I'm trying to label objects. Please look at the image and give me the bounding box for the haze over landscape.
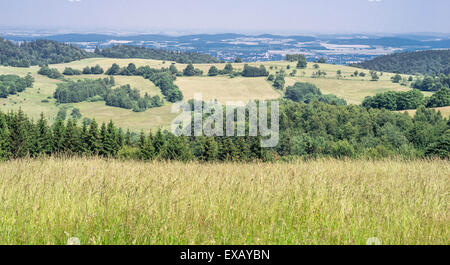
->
[0,0,448,248]
[1,0,449,34]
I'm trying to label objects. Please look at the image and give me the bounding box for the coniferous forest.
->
[0,99,448,161]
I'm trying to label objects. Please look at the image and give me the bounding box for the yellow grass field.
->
[285,77,410,105]
[51,58,168,72]
[69,103,177,132]
[0,157,448,245]
[175,76,279,103]
[401,106,450,118]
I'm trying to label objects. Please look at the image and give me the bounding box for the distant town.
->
[2,30,450,64]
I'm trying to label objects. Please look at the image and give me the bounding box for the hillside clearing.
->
[175,76,279,102]
[285,77,410,104]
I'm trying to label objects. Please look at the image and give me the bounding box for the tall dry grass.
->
[0,157,448,245]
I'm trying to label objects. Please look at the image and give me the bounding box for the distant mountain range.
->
[1,32,450,64]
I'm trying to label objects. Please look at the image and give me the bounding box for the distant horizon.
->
[1,27,450,38]
[1,0,449,35]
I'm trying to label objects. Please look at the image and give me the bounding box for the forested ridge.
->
[97,45,219,64]
[352,50,450,75]
[0,100,448,161]
[0,38,93,67]
[0,38,219,67]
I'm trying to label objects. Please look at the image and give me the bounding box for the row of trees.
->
[137,132,266,162]
[285,82,347,106]
[0,110,266,161]
[412,74,450,92]
[362,87,450,110]
[207,64,235,76]
[362,90,424,111]
[277,100,449,159]
[1,100,448,160]
[63,65,105,75]
[0,74,34,98]
[103,63,183,102]
[242,64,269,77]
[183,64,203,76]
[63,67,82,75]
[0,111,124,158]
[53,78,115,103]
[286,54,325,71]
[53,77,164,112]
[286,54,306,62]
[38,66,64,79]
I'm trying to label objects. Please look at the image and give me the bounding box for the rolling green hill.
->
[98,45,220,64]
[0,57,444,132]
[0,38,220,68]
[0,38,94,67]
[352,50,450,75]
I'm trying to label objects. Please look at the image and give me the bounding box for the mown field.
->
[174,76,279,102]
[0,157,448,245]
[0,58,442,132]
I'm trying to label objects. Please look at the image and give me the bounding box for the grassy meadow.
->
[175,76,279,102]
[0,157,448,245]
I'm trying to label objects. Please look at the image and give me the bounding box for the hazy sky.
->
[0,0,449,34]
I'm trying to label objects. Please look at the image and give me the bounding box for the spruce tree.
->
[0,114,11,159]
[219,137,238,161]
[37,113,53,155]
[87,119,101,155]
[27,120,41,157]
[63,119,80,154]
[153,129,166,157]
[164,134,192,161]
[139,131,156,160]
[52,119,66,154]
[104,121,119,156]
[117,128,124,149]
[125,129,132,146]
[79,119,89,155]
[235,137,250,161]
[9,109,30,158]
[206,137,219,161]
[99,123,108,156]
[196,136,219,161]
